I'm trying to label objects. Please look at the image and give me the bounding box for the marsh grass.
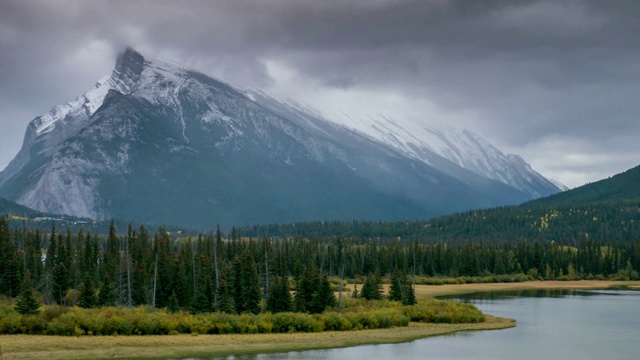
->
[0,316,514,360]
[410,280,640,298]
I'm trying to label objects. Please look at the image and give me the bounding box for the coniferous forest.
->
[0,217,488,336]
[0,209,638,335]
[1,214,639,308]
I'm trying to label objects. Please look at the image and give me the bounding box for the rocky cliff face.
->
[0,48,557,229]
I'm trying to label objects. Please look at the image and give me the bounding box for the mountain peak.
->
[112,47,145,91]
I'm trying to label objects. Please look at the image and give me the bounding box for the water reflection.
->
[186,290,640,360]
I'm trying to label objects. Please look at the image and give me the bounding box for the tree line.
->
[236,202,640,244]
[1,216,638,316]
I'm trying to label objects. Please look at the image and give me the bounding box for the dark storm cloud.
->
[1,0,639,187]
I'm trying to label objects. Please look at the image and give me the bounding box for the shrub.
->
[317,312,353,331]
[403,299,485,324]
[0,313,22,334]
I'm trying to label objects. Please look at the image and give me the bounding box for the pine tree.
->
[98,273,115,307]
[15,272,40,315]
[388,269,404,302]
[77,273,98,308]
[216,266,235,313]
[351,284,358,298]
[314,273,336,312]
[192,275,214,313]
[231,256,243,313]
[266,275,292,313]
[0,217,20,298]
[360,273,382,300]
[167,291,181,313]
[294,263,319,312]
[240,250,262,314]
[403,278,417,305]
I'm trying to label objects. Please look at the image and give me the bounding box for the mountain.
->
[524,164,640,207]
[0,48,560,229]
[323,113,562,198]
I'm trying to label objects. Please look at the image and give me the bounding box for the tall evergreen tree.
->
[0,217,20,298]
[314,273,336,312]
[388,269,404,302]
[239,250,262,314]
[231,256,243,313]
[360,273,382,300]
[294,263,319,312]
[77,273,98,309]
[266,275,292,313]
[98,273,115,307]
[192,274,214,313]
[167,290,181,313]
[216,265,235,313]
[15,271,40,315]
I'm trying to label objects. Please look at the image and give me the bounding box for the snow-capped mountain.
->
[0,48,561,229]
[305,113,560,199]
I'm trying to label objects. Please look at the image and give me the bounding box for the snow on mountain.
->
[315,113,562,198]
[0,48,560,228]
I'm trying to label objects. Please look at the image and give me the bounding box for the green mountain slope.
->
[524,164,640,207]
[238,165,640,243]
[0,197,38,216]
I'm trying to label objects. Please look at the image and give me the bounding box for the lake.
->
[202,289,639,360]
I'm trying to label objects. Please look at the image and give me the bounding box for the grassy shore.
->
[0,316,513,360]
[410,280,640,298]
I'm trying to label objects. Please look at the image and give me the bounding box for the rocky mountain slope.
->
[0,48,561,229]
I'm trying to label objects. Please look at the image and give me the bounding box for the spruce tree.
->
[0,217,20,298]
[294,264,319,312]
[315,273,336,312]
[266,275,292,313]
[77,273,98,308]
[216,266,235,313]
[192,275,214,313]
[388,269,404,302]
[360,273,382,300]
[15,272,40,316]
[240,250,262,314]
[98,273,115,307]
[403,277,417,305]
[167,291,181,313]
[231,256,243,313]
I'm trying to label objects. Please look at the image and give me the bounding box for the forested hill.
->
[523,164,640,207]
[0,197,38,216]
[238,165,640,244]
[237,202,640,244]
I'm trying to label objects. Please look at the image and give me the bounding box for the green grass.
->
[0,316,514,360]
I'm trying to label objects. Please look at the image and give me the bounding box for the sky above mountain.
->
[1,0,638,189]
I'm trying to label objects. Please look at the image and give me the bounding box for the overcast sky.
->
[1,0,639,189]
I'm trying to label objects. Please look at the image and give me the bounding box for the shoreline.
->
[0,316,514,360]
[2,280,637,360]
[411,280,640,298]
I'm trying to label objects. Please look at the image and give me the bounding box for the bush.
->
[0,296,484,336]
[0,313,22,334]
[317,312,353,331]
[403,299,485,324]
[272,312,323,333]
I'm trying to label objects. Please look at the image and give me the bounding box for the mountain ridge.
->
[523,163,640,207]
[0,47,560,229]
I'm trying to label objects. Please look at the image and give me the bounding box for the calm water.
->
[198,289,640,360]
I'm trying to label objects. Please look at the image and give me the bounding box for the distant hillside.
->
[236,166,640,244]
[237,201,640,244]
[0,197,190,236]
[0,197,38,216]
[524,164,640,207]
